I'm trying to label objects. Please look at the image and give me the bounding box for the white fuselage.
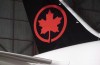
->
[0,41,100,65]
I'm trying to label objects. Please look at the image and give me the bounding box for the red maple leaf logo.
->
[38,10,62,34]
[38,10,62,43]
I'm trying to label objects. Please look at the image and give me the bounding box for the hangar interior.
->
[0,0,100,56]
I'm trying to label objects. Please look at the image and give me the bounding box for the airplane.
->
[0,0,100,65]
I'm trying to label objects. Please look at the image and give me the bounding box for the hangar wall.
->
[0,0,38,56]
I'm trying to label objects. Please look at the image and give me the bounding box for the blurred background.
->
[0,0,100,56]
[0,0,38,56]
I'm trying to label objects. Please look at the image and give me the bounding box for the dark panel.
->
[0,19,13,38]
[73,0,94,10]
[69,0,100,32]
[94,0,100,11]
[0,0,13,18]
[15,1,28,21]
[75,10,100,32]
[14,40,33,56]
[0,39,12,52]
[14,21,33,41]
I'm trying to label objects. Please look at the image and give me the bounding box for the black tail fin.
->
[23,0,98,53]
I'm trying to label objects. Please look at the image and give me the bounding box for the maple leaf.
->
[38,10,62,34]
